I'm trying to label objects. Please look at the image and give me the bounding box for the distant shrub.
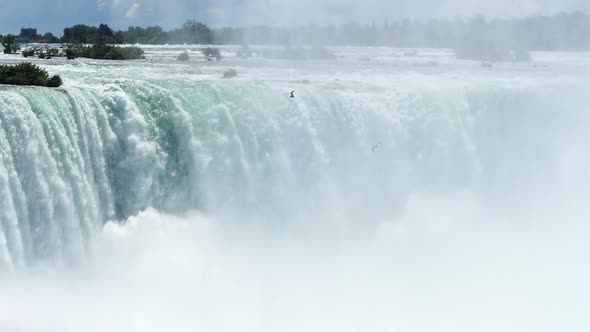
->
[65,48,77,60]
[222,68,237,78]
[309,46,336,60]
[47,75,63,87]
[177,51,190,61]
[64,38,144,60]
[22,49,35,57]
[511,49,531,62]
[237,45,252,58]
[264,47,306,60]
[454,43,531,62]
[202,47,222,61]
[47,48,60,57]
[102,46,145,60]
[283,48,306,60]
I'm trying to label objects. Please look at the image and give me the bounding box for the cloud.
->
[207,7,225,19]
[1,0,590,34]
[126,2,140,18]
[230,0,590,26]
[97,0,121,9]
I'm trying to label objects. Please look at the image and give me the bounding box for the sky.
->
[1,0,589,35]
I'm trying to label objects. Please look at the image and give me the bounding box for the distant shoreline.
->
[2,12,590,51]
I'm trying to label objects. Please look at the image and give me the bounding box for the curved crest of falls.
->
[0,48,589,267]
[1,47,590,332]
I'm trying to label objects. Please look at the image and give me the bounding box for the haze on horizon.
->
[1,0,589,34]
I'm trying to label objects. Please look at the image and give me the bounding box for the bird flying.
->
[372,142,382,152]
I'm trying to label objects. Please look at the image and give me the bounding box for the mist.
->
[2,202,589,332]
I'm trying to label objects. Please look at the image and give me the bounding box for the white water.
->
[0,47,590,331]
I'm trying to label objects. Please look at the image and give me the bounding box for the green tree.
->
[42,32,60,43]
[121,26,168,44]
[2,34,20,54]
[62,25,99,43]
[182,20,213,44]
[98,24,115,38]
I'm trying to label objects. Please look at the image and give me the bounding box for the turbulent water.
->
[1,46,590,331]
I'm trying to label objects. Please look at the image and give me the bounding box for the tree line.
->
[218,12,589,51]
[1,12,590,51]
[59,21,213,45]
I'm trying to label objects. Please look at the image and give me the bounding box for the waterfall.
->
[0,75,587,267]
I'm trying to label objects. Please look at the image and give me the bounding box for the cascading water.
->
[1,48,590,331]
